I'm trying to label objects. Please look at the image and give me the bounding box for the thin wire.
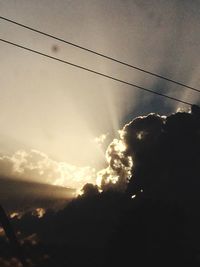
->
[0,15,199,94]
[0,38,193,106]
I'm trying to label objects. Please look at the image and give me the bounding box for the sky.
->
[1,0,200,189]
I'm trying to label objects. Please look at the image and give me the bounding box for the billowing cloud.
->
[2,108,200,266]
[0,149,96,189]
[97,114,164,191]
[0,149,97,211]
[96,138,133,191]
[97,105,200,206]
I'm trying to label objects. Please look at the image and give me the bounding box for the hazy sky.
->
[1,0,200,175]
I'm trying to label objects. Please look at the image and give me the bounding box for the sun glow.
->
[0,130,132,195]
[54,162,97,189]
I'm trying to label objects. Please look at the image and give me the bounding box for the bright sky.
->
[0,0,200,177]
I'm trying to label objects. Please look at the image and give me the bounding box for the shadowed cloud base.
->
[1,107,200,266]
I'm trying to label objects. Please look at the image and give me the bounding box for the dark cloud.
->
[1,107,200,266]
[99,105,200,204]
[125,106,200,204]
[81,183,99,197]
[0,177,75,212]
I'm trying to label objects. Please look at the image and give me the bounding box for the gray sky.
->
[0,0,200,181]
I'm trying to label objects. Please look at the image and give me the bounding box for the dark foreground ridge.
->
[1,106,200,266]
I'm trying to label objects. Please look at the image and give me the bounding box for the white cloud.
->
[0,149,97,189]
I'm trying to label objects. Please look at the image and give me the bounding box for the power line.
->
[0,38,193,106]
[0,16,199,94]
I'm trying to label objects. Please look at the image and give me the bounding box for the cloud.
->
[0,149,99,211]
[0,149,96,189]
[97,105,200,205]
[2,107,200,266]
[0,257,23,267]
[97,114,164,191]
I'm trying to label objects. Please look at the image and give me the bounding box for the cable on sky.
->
[0,38,193,106]
[0,15,199,94]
